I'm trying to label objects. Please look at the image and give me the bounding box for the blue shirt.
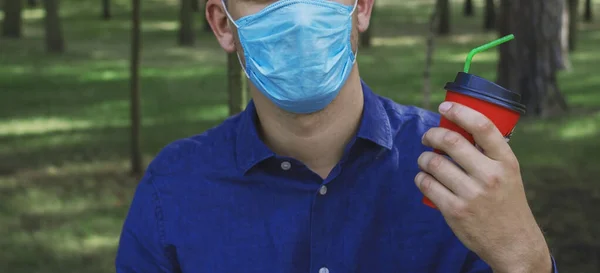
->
[116,81,557,273]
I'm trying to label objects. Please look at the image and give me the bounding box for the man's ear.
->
[356,0,375,33]
[206,0,236,53]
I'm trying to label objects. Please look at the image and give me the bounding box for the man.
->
[116,0,557,272]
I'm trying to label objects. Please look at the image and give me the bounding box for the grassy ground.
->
[1,0,599,272]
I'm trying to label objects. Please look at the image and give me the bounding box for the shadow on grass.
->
[0,118,223,174]
[510,114,600,272]
[0,175,131,273]
[0,58,230,126]
[0,202,126,273]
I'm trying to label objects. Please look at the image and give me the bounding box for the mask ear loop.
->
[350,0,359,64]
[220,0,250,79]
[350,0,359,15]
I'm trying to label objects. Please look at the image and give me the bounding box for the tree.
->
[437,0,450,35]
[567,0,580,51]
[43,0,65,53]
[178,0,195,46]
[561,0,572,70]
[192,0,199,12]
[483,0,496,31]
[129,0,143,176]
[497,0,568,117]
[2,0,23,38]
[464,0,474,16]
[102,0,111,20]
[423,2,440,110]
[227,53,245,115]
[27,0,38,7]
[584,0,593,22]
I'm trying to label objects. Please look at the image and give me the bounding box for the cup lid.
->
[444,72,526,114]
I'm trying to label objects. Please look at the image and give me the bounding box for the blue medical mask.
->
[223,0,358,114]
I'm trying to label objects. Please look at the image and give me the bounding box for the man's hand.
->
[415,102,553,273]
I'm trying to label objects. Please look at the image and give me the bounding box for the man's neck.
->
[253,67,364,179]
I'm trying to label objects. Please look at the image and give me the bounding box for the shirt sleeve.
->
[461,250,559,273]
[115,172,178,273]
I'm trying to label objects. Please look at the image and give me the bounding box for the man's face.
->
[224,0,362,64]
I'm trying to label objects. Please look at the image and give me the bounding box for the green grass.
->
[1,0,600,272]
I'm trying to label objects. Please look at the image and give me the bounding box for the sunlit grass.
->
[372,35,422,47]
[0,117,94,136]
[559,112,600,139]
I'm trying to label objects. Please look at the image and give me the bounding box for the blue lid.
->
[444,72,526,115]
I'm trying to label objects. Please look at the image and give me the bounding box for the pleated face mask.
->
[223,0,358,114]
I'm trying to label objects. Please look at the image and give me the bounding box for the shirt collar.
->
[235,80,393,174]
[356,80,393,150]
[235,101,275,174]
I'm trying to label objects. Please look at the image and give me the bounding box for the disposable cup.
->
[422,72,526,209]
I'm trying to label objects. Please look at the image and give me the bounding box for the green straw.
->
[463,34,515,73]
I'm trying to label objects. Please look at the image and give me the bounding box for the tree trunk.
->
[464,0,474,16]
[437,0,450,35]
[567,0,579,51]
[178,0,195,46]
[497,0,568,118]
[2,0,23,38]
[130,0,143,177]
[360,6,374,48]
[43,0,65,53]
[191,0,199,12]
[584,0,593,22]
[227,53,244,116]
[423,3,440,110]
[102,0,111,20]
[561,0,572,70]
[27,0,37,8]
[484,0,496,31]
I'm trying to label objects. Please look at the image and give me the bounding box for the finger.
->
[438,102,513,161]
[422,127,490,175]
[415,172,462,209]
[417,152,483,200]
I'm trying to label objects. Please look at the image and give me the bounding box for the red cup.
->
[423,72,526,209]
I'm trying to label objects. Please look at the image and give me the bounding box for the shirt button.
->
[280,161,291,171]
[319,185,328,196]
[319,267,329,273]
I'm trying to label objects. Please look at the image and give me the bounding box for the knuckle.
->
[420,175,433,193]
[468,186,487,201]
[504,156,521,172]
[426,154,444,171]
[448,200,470,219]
[442,130,462,148]
[476,119,495,134]
[447,104,461,119]
[483,171,503,189]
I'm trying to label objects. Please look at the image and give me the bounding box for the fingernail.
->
[415,172,424,186]
[439,102,453,113]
